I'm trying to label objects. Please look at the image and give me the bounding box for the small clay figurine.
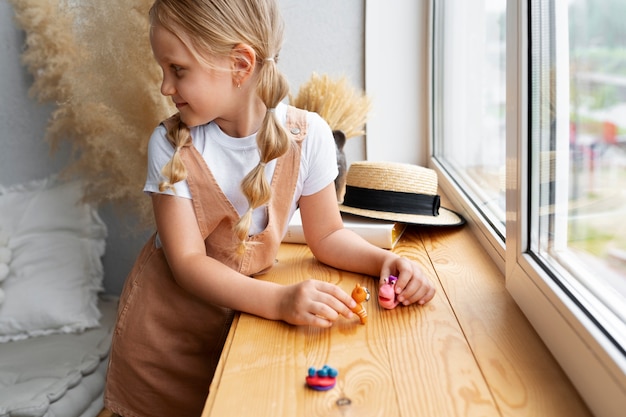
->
[306,365,338,391]
[378,275,400,309]
[351,283,371,324]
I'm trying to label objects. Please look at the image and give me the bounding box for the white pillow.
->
[0,176,107,342]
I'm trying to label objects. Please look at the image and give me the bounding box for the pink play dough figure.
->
[378,275,400,309]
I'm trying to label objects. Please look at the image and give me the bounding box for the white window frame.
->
[504,2,626,416]
[423,1,626,416]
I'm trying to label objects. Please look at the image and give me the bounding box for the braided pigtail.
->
[159,113,192,193]
[233,58,290,253]
[150,0,291,253]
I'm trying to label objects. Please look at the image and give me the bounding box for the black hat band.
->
[342,186,441,217]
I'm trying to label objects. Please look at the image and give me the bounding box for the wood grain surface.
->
[202,228,592,417]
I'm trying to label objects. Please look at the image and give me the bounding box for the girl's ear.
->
[231,43,257,87]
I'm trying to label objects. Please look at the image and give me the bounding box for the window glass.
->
[530,0,626,347]
[432,0,507,237]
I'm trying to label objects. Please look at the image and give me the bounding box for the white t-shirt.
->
[144,102,338,236]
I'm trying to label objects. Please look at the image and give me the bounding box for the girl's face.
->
[150,24,235,128]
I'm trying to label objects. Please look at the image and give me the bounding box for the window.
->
[431,0,507,240]
[529,0,626,351]
[430,1,626,416]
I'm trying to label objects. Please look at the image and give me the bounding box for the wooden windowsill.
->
[412,223,592,415]
[202,222,593,416]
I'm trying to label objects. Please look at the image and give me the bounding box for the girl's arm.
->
[299,184,436,306]
[152,193,356,326]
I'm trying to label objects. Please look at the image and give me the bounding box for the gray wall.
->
[0,0,366,295]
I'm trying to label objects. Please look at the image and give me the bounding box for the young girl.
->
[103,0,435,416]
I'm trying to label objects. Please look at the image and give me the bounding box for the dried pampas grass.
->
[9,0,175,229]
[291,73,371,139]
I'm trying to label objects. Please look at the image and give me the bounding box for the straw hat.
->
[338,161,465,226]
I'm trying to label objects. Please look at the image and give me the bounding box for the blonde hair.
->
[150,0,291,253]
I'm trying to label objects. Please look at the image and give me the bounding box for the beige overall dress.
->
[104,106,308,417]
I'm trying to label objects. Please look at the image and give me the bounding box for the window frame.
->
[426,1,626,416]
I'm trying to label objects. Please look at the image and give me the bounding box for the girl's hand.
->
[277,279,357,327]
[381,257,435,306]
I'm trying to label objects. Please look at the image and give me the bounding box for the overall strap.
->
[160,107,310,275]
[285,105,307,143]
[238,105,309,274]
